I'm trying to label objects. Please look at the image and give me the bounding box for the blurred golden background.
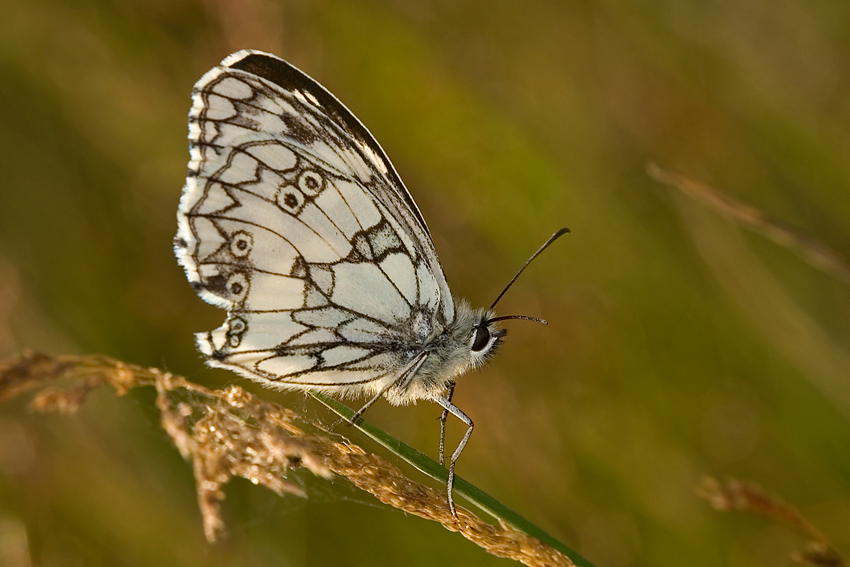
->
[2,1,849,566]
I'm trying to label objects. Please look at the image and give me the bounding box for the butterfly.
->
[174,50,567,517]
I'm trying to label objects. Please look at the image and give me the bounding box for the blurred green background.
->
[2,1,850,566]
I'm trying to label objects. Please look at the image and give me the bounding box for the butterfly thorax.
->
[382,301,505,405]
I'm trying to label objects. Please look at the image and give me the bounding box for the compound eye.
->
[471,324,491,352]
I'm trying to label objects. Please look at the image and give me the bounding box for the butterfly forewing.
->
[175,50,454,394]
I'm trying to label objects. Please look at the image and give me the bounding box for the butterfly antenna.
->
[488,227,570,312]
[486,314,548,325]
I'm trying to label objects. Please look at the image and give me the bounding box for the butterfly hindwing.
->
[175,50,454,394]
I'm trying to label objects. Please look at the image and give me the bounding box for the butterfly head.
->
[434,303,506,379]
[468,309,508,366]
[438,304,543,381]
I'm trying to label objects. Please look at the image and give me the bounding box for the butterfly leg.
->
[434,395,473,518]
[438,382,456,466]
[349,385,389,425]
[349,353,428,425]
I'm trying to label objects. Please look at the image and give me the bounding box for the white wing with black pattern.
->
[175,50,458,399]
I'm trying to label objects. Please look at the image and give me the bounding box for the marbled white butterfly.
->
[175,50,567,516]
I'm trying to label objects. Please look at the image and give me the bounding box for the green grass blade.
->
[310,392,595,567]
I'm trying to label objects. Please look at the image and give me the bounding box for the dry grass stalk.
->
[699,477,845,566]
[647,163,850,286]
[0,351,573,567]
